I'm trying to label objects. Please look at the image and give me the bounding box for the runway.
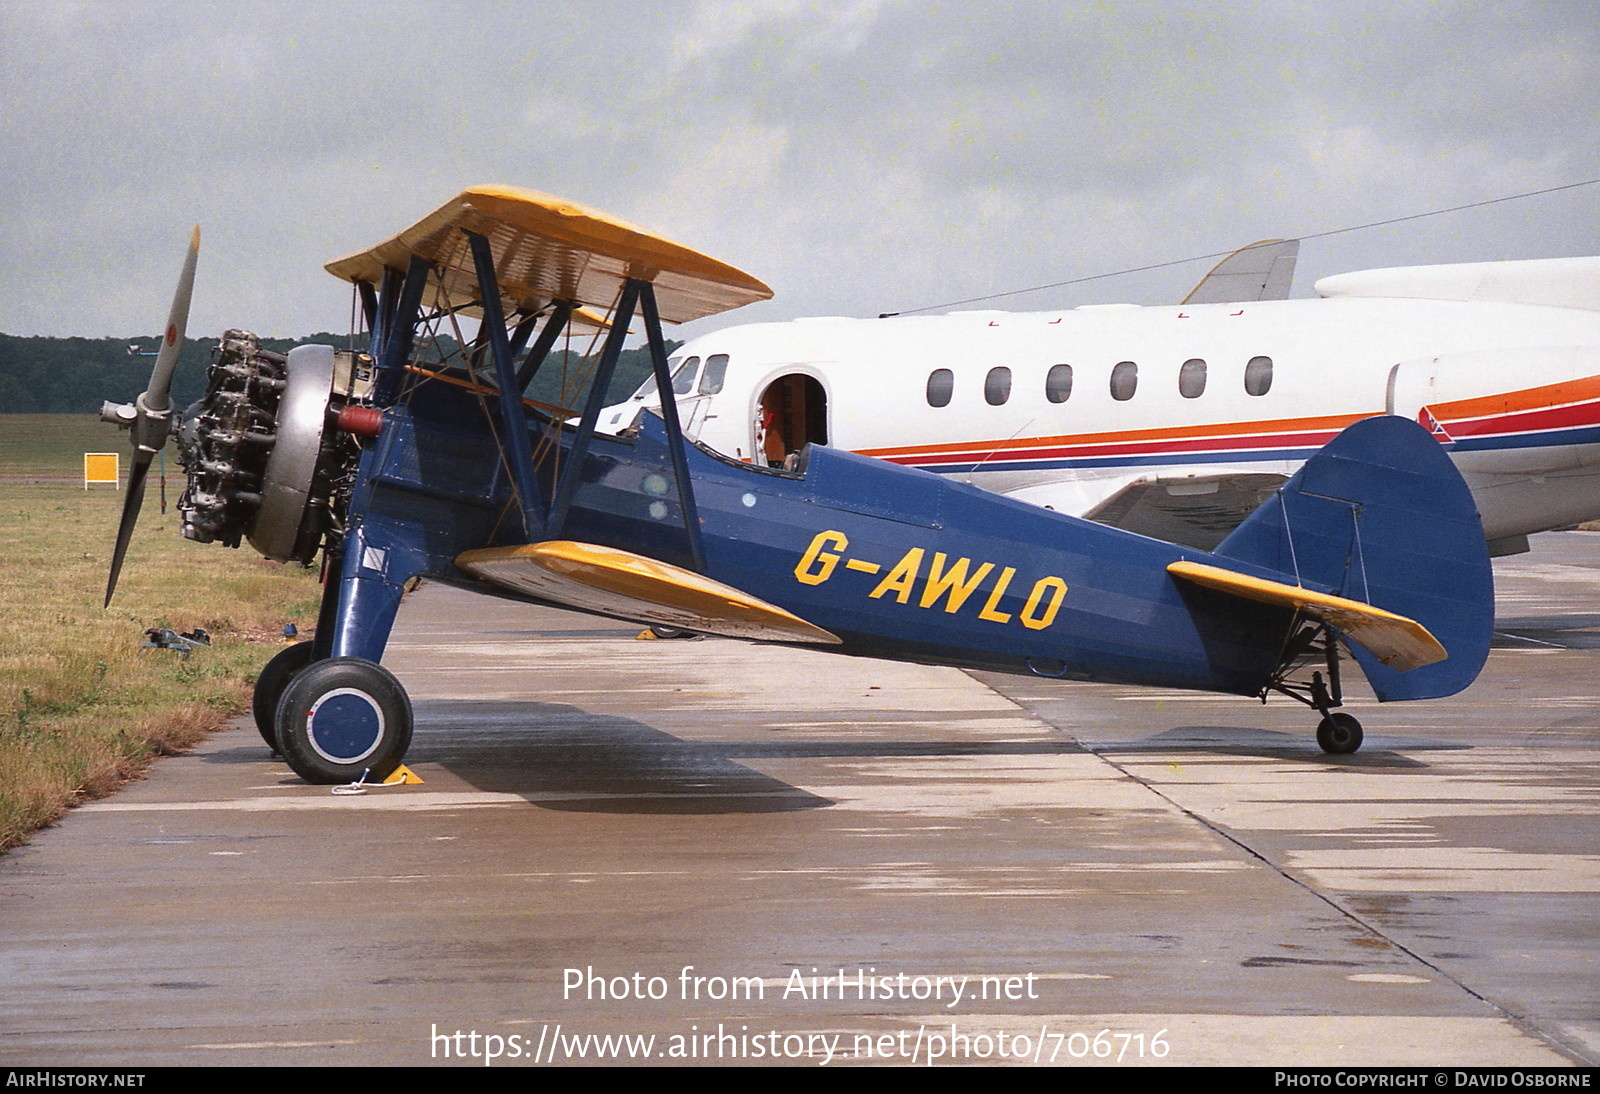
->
[0,533,1595,1067]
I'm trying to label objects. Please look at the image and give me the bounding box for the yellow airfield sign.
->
[84,452,120,488]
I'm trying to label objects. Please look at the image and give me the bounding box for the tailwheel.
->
[1262,619,1368,754]
[1316,712,1364,754]
[274,657,413,784]
[252,641,317,752]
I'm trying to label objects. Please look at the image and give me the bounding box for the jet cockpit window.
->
[1110,361,1138,402]
[1179,358,1207,399]
[632,358,671,400]
[632,355,699,401]
[698,354,729,395]
[1046,364,1073,403]
[927,368,954,407]
[1245,356,1273,396]
[672,356,701,395]
[984,366,1012,406]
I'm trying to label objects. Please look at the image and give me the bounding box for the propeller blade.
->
[145,225,200,414]
[105,227,200,608]
[105,454,152,608]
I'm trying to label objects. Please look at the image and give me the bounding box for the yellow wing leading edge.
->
[457,541,840,646]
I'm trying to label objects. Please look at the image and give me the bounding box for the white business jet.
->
[601,241,1600,556]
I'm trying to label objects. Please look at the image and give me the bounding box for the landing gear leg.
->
[1264,621,1365,754]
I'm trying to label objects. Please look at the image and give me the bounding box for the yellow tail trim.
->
[1168,560,1446,671]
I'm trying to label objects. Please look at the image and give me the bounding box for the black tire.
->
[274,657,413,785]
[649,625,692,639]
[252,641,317,752]
[1316,712,1364,754]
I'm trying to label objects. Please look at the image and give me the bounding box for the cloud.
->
[0,0,1594,340]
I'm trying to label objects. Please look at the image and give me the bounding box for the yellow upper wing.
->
[325,184,772,325]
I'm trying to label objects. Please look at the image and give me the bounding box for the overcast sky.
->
[2,0,1596,346]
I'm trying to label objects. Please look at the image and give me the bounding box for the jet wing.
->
[1182,239,1299,304]
[456,540,840,645]
[325,184,772,325]
[1079,472,1287,549]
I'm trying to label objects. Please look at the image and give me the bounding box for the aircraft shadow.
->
[1069,725,1443,768]
[387,700,829,814]
[393,700,1077,814]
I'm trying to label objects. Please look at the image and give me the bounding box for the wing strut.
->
[638,281,707,573]
[466,229,546,539]
[515,300,573,392]
[547,279,640,536]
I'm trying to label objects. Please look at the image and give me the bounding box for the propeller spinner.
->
[102,226,199,607]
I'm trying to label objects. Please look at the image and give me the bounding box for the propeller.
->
[102,226,199,607]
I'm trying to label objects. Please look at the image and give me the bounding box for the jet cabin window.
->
[926,368,954,408]
[1179,358,1207,399]
[1046,364,1073,403]
[1110,361,1138,402]
[984,366,1012,406]
[1245,355,1273,396]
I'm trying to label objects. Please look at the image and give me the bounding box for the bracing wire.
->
[886,178,1600,317]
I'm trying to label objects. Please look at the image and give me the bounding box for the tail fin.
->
[1210,415,1492,701]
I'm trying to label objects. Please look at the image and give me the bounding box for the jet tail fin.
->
[1182,239,1299,304]
[1205,415,1492,701]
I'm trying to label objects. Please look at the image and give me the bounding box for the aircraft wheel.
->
[649,625,692,639]
[274,657,413,785]
[252,641,317,751]
[1316,712,1364,754]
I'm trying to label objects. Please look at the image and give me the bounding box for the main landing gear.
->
[252,641,316,751]
[253,648,414,783]
[1263,621,1365,755]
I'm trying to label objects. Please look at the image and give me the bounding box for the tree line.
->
[0,333,678,415]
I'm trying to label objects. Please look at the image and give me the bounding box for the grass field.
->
[0,414,320,850]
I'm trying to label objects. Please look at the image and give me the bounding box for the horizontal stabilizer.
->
[456,540,840,645]
[1168,560,1445,672]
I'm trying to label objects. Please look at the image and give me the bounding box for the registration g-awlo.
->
[102,186,1492,784]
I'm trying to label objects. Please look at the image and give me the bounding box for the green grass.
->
[3,413,133,477]
[0,415,320,850]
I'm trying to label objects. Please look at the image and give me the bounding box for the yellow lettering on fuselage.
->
[978,567,1016,623]
[868,548,924,603]
[1020,576,1068,630]
[794,530,848,585]
[794,530,1068,631]
[919,553,993,613]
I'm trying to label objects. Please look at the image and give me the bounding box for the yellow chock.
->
[635,628,658,640]
[381,765,424,785]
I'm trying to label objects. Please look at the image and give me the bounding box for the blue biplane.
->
[103,186,1493,784]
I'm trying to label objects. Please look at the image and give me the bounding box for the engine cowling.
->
[175,330,372,564]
